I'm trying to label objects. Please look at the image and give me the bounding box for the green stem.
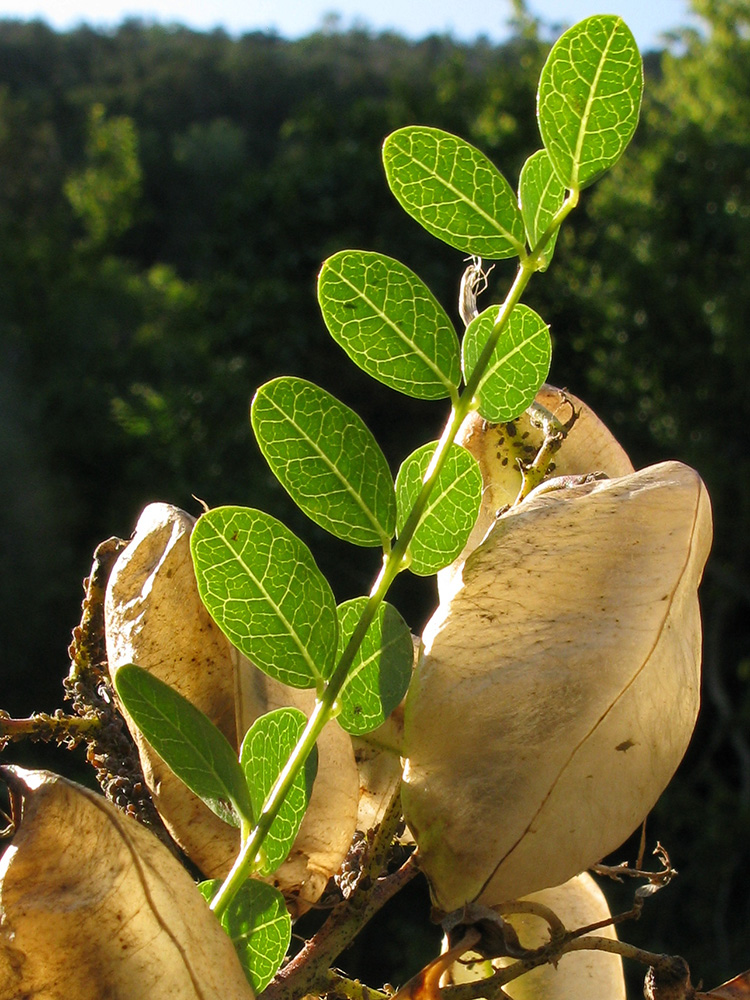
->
[211,557,403,917]
[212,202,577,919]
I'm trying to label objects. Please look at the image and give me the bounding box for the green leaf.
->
[518,149,566,270]
[336,598,413,735]
[318,250,460,400]
[537,15,643,191]
[191,506,338,689]
[199,879,291,994]
[251,377,396,548]
[382,126,526,258]
[240,707,318,875]
[462,304,552,422]
[113,664,252,828]
[396,443,482,576]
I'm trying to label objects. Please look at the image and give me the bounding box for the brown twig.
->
[264,788,419,1000]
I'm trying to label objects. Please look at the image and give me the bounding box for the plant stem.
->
[0,711,101,748]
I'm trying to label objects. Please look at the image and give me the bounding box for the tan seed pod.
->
[105,502,359,912]
[439,385,634,602]
[0,767,254,1000]
[445,874,625,1000]
[233,650,359,914]
[105,502,243,878]
[403,461,712,912]
[499,874,625,1000]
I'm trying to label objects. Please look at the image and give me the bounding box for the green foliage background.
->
[1,0,749,988]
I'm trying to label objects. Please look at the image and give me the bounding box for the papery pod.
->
[105,502,359,913]
[500,874,625,1000]
[233,650,359,914]
[0,767,254,1000]
[352,706,406,836]
[438,384,633,601]
[105,503,241,878]
[403,461,712,912]
[447,874,625,1000]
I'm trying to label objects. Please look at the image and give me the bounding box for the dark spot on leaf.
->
[616,739,635,752]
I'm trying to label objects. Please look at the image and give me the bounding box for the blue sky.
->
[0,0,698,51]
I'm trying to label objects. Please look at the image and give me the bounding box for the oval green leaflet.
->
[113,664,253,829]
[335,598,414,735]
[251,376,396,549]
[317,250,460,400]
[396,442,482,576]
[382,126,526,258]
[462,303,552,422]
[199,879,291,994]
[191,506,338,689]
[518,149,566,271]
[537,15,643,192]
[239,707,318,876]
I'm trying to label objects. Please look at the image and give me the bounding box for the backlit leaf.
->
[382,126,525,258]
[113,664,252,829]
[251,376,396,548]
[537,15,643,191]
[336,598,414,735]
[518,149,566,270]
[239,707,318,875]
[199,879,291,994]
[318,250,460,400]
[191,506,338,689]
[462,303,552,422]
[396,442,482,576]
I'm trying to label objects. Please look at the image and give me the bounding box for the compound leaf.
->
[199,879,291,994]
[191,506,338,689]
[239,707,318,875]
[318,250,460,400]
[113,664,253,829]
[462,304,552,422]
[251,377,396,548]
[336,598,414,735]
[518,149,566,270]
[538,15,643,191]
[382,126,525,258]
[396,443,482,576]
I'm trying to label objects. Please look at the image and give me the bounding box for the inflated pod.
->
[105,502,359,912]
[403,461,712,912]
[0,767,254,1000]
[438,384,634,602]
[446,874,625,1000]
[233,648,359,911]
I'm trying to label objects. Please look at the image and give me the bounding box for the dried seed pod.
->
[0,767,253,1000]
[105,503,242,878]
[234,650,359,914]
[446,874,625,1000]
[105,502,359,912]
[439,385,634,601]
[403,461,712,912]
[499,875,625,1000]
